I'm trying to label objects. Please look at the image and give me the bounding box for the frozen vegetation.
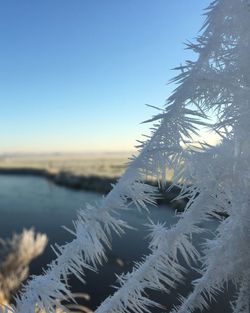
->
[0,230,47,309]
[3,0,250,312]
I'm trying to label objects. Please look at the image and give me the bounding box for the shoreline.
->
[0,167,186,210]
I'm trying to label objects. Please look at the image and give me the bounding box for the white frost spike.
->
[95,222,200,313]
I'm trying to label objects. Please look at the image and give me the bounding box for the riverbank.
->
[0,152,130,177]
[0,167,186,210]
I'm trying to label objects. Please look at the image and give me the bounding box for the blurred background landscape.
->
[0,1,229,312]
[0,152,129,177]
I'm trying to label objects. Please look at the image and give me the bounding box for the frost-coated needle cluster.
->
[7,0,250,312]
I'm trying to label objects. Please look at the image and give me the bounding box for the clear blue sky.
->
[0,0,210,153]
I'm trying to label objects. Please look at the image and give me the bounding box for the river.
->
[0,174,231,312]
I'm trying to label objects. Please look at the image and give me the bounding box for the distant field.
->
[0,152,133,177]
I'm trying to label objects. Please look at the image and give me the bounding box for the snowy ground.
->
[0,152,131,177]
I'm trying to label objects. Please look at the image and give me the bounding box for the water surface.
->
[0,174,231,312]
